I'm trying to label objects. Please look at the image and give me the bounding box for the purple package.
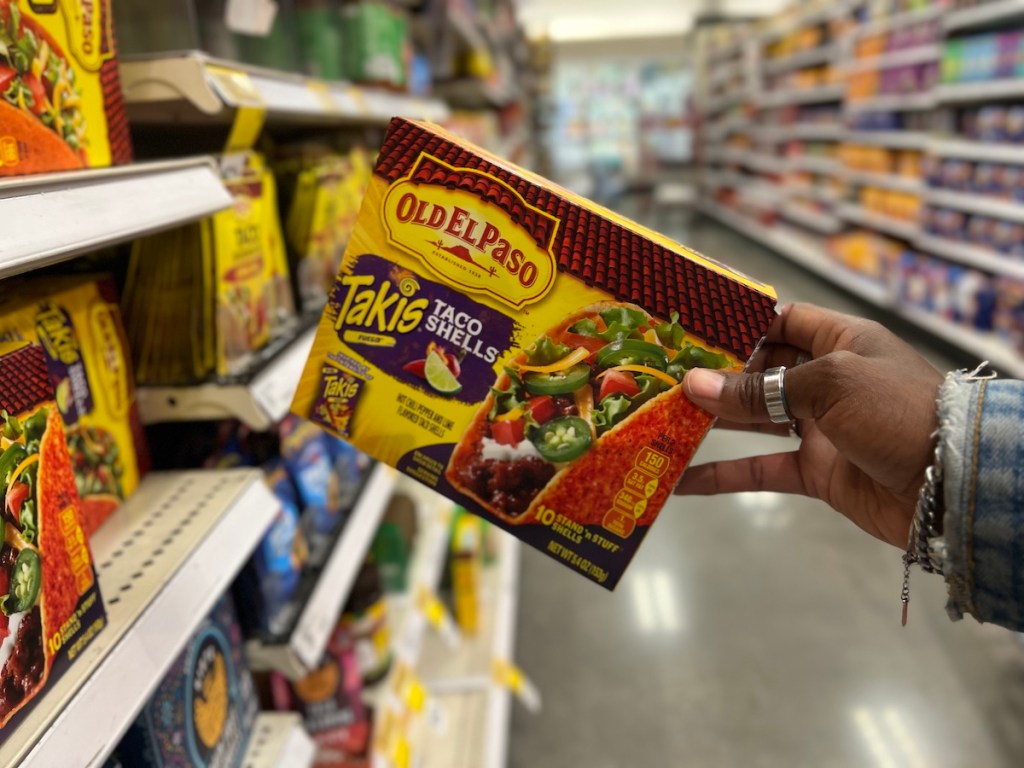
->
[974,162,998,194]
[943,159,973,191]
[1006,106,1024,142]
[997,31,1020,79]
[967,215,996,247]
[977,106,1007,142]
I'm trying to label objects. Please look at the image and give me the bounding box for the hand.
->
[675,303,944,548]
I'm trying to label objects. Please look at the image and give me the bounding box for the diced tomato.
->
[561,332,608,356]
[0,67,14,93]
[24,75,46,115]
[5,482,28,524]
[445,353,461,378]
[492,418,525,446]
[599,370,640,401]
[526,395,556,425]
[403,359,426,378]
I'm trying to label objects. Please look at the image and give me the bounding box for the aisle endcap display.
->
[246,464,398,680]
[136,326,317,431]
[943,0,1024,33]
[241,712,317,768]
[3,470,278,768]
[119,51,450,127]
[0,157,231,280]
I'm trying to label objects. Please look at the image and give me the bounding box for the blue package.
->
[327,437,369,512]
[280,416,345,546]
[119,596,259,768]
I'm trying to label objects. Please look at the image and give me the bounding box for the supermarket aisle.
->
[508,214,1024,768]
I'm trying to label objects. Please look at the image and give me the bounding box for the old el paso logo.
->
[382,156,558,309]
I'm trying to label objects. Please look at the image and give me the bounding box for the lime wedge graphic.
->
[425,351,462,394]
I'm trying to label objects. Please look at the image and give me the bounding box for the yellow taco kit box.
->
[0,342,105,741]
[0,0,132,176]
[293,118,777,589]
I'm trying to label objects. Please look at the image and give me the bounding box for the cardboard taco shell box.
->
[0,342,106,741]
[0,0,132,176]
[292,118,777,589]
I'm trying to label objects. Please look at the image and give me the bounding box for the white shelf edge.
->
[763,43,837,75]
[845,130,930,149]
[936,80,1024,105]
[845,93,936,113]
[241,712,316,768]
[841,169,923,193]
[0,158,232,280]
[246,464,397,679]
[789,156,840,175]
[483,534,521,768]
[137,326,317,431]
[836,203,919,241]
[699,200,1024,377]
[843,44,941,73]
[120,51,449,125]
[926,187,1024,224]
[944,0,1024,32]
[915,234,1024,281]
[928,137,1024,165]
[758,84,844,108]
[779,202,842,235]
[8,470,278,768]
[756,123,843,142]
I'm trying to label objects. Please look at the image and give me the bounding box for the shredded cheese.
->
[574,386,596,439]
[596,365,679,387]
[495,407,523,423]
[7,454,38,489]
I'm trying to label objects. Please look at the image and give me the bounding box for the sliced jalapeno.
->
[596,340,669,371]
[523,364,591,396]
[529,416,593,463]
[4,549,41,615]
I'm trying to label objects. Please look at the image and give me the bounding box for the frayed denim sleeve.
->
[939,374,1024,630]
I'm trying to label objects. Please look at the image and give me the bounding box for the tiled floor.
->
[508,211,1024,767]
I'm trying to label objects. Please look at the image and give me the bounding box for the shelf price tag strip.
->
[206,65,267,150]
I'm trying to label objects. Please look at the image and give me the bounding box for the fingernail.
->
[684,368,725,401]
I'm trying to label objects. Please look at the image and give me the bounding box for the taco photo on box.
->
[0,343,105,733]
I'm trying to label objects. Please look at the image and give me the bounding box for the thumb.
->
[683,367,771,423]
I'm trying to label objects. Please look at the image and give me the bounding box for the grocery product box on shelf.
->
[292,118,777,589]
[0,275,148,535]
[117,595,258,767]
[0,343,105,744]
[0,0,132,176]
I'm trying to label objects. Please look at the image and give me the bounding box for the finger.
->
[683,354,853,424]
[673,452,807,496]
[769,303,894,358]
[747,342,813,374]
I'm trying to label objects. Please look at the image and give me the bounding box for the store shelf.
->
[757,84,844,108]
[410,531,521,768]
[698,200,890,305]
[137,325,317,431]
[763,44,837,75]
[936,79,1024,105]
[915,234,1024,281]
[759,4,844,44]
[120,51,449,127]
[246,464,397,679]
[741,151,789,175]
[756,123,843,142]
[708,58,744,87]
[434,78,518,110]
[944,0,1024,32]
[928,137,1024,165]
[927,187,1024,224]
[0,158,231,280]
[844,130,930,149]
[841,169,923,193]
[836,203,918,240]
[788,155,840,175]
[3,470,278,768]
[241,713,316,768]
[706,89,747,113]
[844,44,941,73]
[850,6,940,39]
[784,182,842,204]
[845,93,935,112]
[701,200,1024,376]
[779,201,843,234]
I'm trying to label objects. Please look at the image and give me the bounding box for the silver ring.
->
[763,366,795,424]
